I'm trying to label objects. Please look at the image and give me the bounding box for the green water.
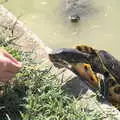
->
[3,0,120,58]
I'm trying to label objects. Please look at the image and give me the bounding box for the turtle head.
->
[49,48,90,69]
[49,48,104,93]
[49,48,101,88]
[69,15,80,23]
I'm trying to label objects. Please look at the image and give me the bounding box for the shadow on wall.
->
[62,77,88,98]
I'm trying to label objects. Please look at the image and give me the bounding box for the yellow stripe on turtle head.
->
[72,63,100,88]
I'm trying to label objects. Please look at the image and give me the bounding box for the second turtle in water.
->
[49,45,120,109]
[62,0,97,23]
[69,14,80,23]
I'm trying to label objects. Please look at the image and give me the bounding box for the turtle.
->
[68,14,80,23]
[62,0,97,23]
[49,45,120,109]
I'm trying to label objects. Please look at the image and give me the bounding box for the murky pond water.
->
[3,0,120,58]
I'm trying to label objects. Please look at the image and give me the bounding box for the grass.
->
[0,26,117,120]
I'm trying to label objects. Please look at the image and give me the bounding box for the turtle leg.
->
[97,76,109,102]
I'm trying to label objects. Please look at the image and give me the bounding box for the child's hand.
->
[0,48,22,83]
